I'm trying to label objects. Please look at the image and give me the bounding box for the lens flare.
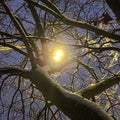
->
[53,51,63,61]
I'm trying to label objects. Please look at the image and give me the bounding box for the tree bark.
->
[29,67,113,120]
[76,74,120,99]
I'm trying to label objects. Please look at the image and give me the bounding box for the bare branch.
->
[105,0,120,21]
[41,0,62,15]
[0,0,36,68]
[0,67,30,78]
[26,0,49,65]
[29,67,113,120]
[32,0,120,41]
[76,73,120,99]
[0,42,28,56]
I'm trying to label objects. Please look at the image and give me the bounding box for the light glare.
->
[53,51,63,61]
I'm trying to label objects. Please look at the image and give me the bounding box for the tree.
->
[0,0,120,119]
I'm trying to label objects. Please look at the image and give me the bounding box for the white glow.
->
[53,51,63,61]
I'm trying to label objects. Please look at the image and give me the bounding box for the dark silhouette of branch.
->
[0,66,113,119]
[45,37,120,52]
[29,67,113,120]
[26,0,49,65]
[0,1,118,119]
[31,0,61,19]
[105,0,120,21]
[0,0,36,68]
[41,0,62,15]
[88,46,120,52]
[0,31,20,39]
[76,73,120,99]
[0,42,28,56]
[0,67,30,78]
[31,0,120,41]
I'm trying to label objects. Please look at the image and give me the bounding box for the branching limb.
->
[0,31,20,39]
[29,67,113,120]
[31,1,61,19]
[26,0,49,65]
[31,0,120,41]
[76,73,120,99]
[0,67,30,78]
[41,0,62,16]
[0,42,28,56]
[0,65,114,120]
[0,0,36,68]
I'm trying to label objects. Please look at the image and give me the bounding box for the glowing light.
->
[53,50,63,61]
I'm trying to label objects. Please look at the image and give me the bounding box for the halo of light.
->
[53,50,63,62]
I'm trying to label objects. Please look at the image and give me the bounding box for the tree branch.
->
[0,31,20,39]
[76,73,120,99]
[0,66,114,119]
[41,0,62,15]
[26,0,49,65]
[0,42,28,56]
[29,67,113,120]
[31,0,120,41]
[0,0,36,68]
[0,67,30,78]
[105,0,120,21]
